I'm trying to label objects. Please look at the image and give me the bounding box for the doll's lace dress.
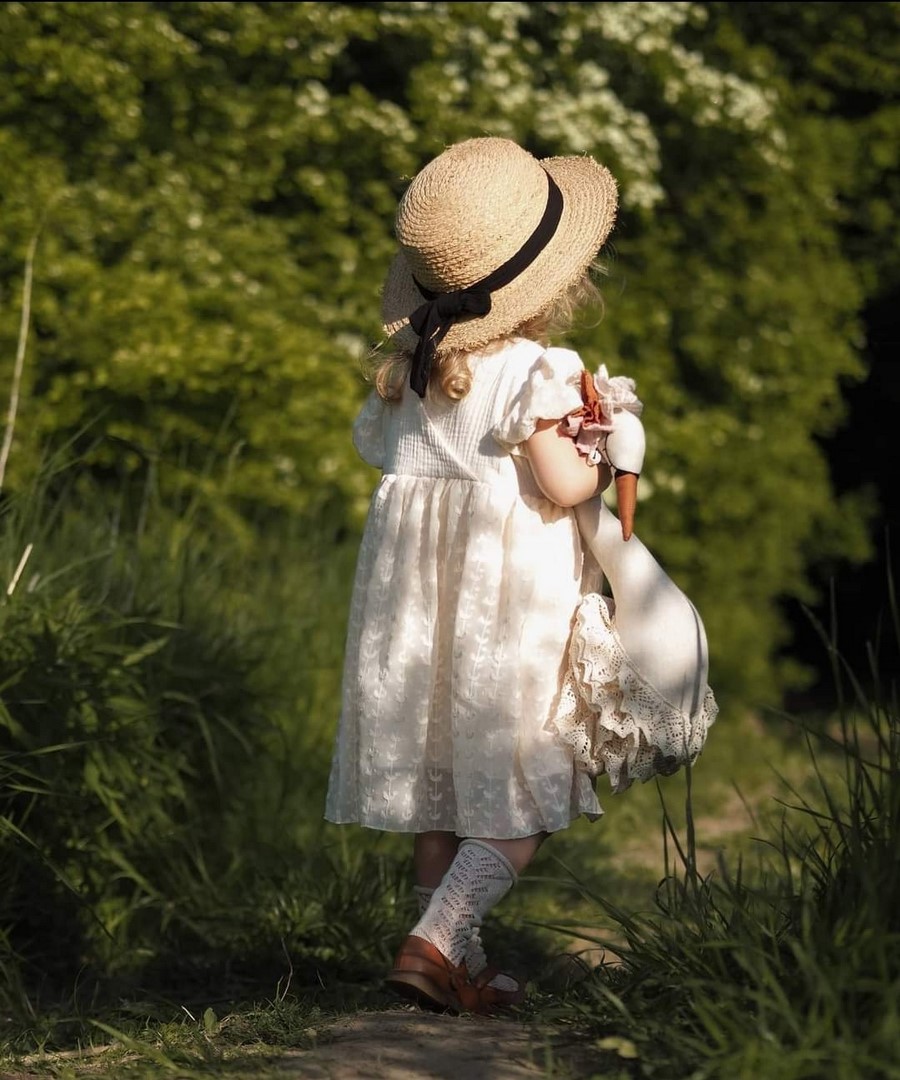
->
[549,368,717,792]
[553,593,718,792]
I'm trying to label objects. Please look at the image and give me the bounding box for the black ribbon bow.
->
[408,288,492,398]
[406,170,564,398]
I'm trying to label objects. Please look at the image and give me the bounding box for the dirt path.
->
[2,1008,596,1080]
[273,1008,591,1079]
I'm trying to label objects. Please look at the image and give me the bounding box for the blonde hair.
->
[367,266,605,403]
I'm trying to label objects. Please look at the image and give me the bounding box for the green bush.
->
[0,468,380,1037]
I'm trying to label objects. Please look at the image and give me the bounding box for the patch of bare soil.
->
[274,1007,594,1079]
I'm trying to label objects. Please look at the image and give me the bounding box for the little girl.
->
[325,137,714,1014]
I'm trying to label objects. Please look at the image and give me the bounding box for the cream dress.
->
[325,338,603,839]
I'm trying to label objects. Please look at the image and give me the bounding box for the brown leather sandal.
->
[385,935,471,1012]
[385,935,525,1015]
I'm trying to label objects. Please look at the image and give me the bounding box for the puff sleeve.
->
[493,347,585,455]
[351,390,387,469]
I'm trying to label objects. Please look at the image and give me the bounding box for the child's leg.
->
[413,831,496,984]
[413,833,544,987]
[413,830,460,888]
[389,834,543,1009]
[408,833,544,966]
[413,830,476,978]
[474,832,545,873]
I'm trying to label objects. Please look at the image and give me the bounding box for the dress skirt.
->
[325,341,604,839]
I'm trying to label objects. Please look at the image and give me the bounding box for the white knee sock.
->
[575,496,710,716]
[414,885,486,973]
[411,839,517,970]
[414,882,520,992]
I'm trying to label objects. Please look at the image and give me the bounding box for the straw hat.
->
[381,137,618,356]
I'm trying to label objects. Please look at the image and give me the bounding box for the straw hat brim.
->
[381,153,618,355]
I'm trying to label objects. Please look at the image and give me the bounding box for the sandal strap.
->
[471,965,527,1008]
[473,966,502,989]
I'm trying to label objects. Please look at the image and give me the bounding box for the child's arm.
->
[526,419,612,507]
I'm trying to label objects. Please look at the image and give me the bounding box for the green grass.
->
[0,464,896,1078]
[5,693,883,1079]
[0,466,372,1050]
[540,632,900,1078]
[502,705,844,963]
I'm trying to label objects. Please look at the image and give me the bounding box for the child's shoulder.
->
[492,340,587,451]
[496,337,584,374]
[496,339,585,386]
[488,341,586,420]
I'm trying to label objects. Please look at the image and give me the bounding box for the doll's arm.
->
[602,408,645,541]
[564,367,645,540]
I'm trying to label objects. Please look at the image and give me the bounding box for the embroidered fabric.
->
[326,338,604,839]
[352,390,387,468]
[553,592,718,793]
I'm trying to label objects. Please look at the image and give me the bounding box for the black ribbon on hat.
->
[407,169,564,398]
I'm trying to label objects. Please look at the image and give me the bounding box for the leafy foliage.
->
[0,1,886,701]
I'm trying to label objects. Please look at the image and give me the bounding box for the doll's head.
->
[376,137,617,401]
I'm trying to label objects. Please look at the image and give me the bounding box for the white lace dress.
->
[325,338,603,839]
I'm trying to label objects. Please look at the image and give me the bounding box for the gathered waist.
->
[382,466,512,485]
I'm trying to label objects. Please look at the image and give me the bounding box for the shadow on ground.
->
[275,1008,600,1079]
